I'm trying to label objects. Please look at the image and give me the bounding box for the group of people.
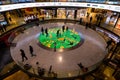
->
[96,14,103,26]
[36,62,45,77]
[37,67,45,77]
[62,25,68,32]
[56,25,68,38]
[24,14,39,23]
[41,27,48,37]
[79,16,93,30]
[79,13,104,30]
[20,45,36,62]
[41,25,69,38]
[36,63,57,78]
[85,16,93,29]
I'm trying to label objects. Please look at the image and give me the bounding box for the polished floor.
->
[10,22,107,78]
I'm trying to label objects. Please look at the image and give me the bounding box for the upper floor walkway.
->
[0,0,120,5]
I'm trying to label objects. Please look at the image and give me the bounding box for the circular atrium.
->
[0,1,120,80]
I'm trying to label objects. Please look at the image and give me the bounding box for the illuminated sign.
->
[0,2,120,12]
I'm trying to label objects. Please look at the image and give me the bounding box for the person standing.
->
[42,17,44,22]
[96,14,100,25]
[85,22,88,29]
[2,24,6,31]
[86,12,89,18]
[106,39,112,49]
[41,27,44,35]
[54,42,56,52]
[56,29,60,37]
[38,67,45,77]
[0,25,4,32]
[90,16,92,23]
[62,25,65,32]
[79,18,82,24]
[66,26,68,31]
[29,45,36,57]
[77,62,84,69]
[45,28,48,37]
[20,49,28,62]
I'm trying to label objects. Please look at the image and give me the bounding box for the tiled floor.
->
[10,23,107,78]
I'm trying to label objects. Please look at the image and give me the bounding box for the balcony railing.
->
[0,0,120,5]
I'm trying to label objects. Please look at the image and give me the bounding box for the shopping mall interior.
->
[0,0,120,80]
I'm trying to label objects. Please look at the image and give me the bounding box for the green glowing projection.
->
[38,28,81,49]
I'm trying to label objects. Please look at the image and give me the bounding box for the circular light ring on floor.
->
[37,27,84,52]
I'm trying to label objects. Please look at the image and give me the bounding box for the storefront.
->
[105,11,119,27]
[57,8,66,19]
[57,8,76,19]
[0,13,8,26]
[66,8,75,19]
[42,8,57,19]
[87,8,107,24]
[115,18,120,30]
[77,8,87,22]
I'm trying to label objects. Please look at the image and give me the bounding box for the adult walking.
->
[20,49,28,62]
[29,45,36,57]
